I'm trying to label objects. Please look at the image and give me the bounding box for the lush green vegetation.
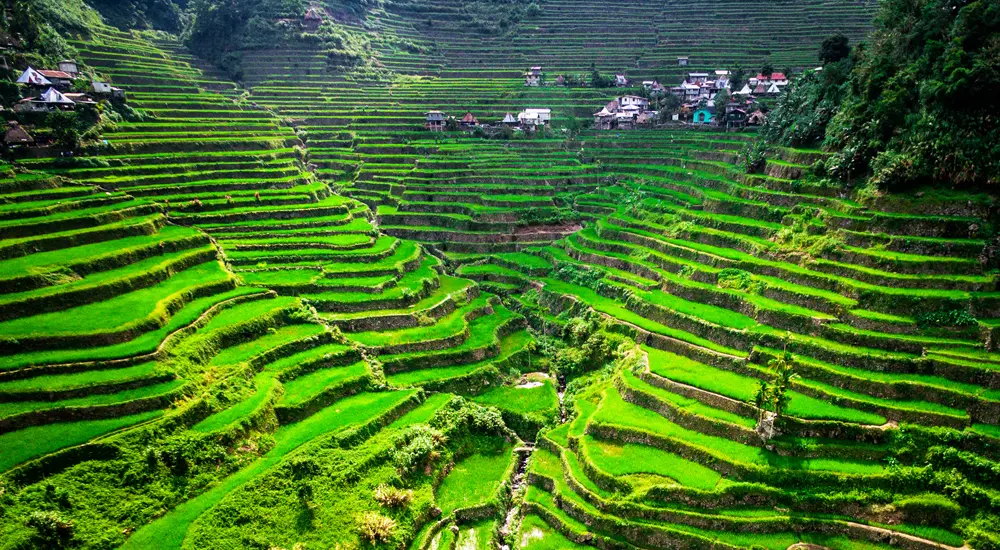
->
[1,1,999,549]
[765,0,1000,191]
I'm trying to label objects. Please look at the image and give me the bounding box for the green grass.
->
[454,519,497,549]
[0,287,263,370]
[277,361,370,407]
[208,323,327,366]
[594,386,885,476]
[580,435,722,490]
[123,390,416,550]
[471,379,559,420]
[644,346,887,424]
[436,437,514,515]
[0,375,183,416]
[0,410,163,472]
[518,514,590,549]
[191,374,277,433]
[0,361,162,393]
[0,261,231,338]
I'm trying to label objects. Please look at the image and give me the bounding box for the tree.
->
[47,111,82,150]
[819,33,850,65]
[656,93,681,122]
[825,0,1000,189]
[753,380,773,423]
[760,62,774,78]
[766,351,798,419]
[714,89,729,109]
[754,350,798,422]
[763,59,852,148]
[730,65,746,92]
[564,115,582,137]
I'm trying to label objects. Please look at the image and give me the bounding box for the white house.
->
[91,81,113,94]
[524,66,543,87]
[619,95,649,111]
[615,74,629,87]
[518,108,552,126]
[680,81,701,100]
[15,87,76,112]
[15,67,51,87]
[688,72,710,85]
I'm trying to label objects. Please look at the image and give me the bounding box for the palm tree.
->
[767,351,799,420]
[754,380,772,423]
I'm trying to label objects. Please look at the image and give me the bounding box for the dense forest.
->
[764,0,1000,191]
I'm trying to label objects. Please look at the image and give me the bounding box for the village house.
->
[692,101,716,124]
[16,67,56,91]
[593,105,615,130]
[36,70,74,90]
[642,80,666,94]
[723,105,748,129]
[501,112,518,126]
[619,95,649,112]
[747,109,768,126]
[57,60,79,77]
[460,111,479,129]
[524,66,543,87]
[748,72,789,94]
[3,122,33,147]
[672,80,702,101]
[615,74,629,87]
[63,92,98,108]
[303,6,324,31]
[593,95,656,130]
[687,72,710,85]
[15,87,77,112]
[518,108,551,128]
[425,110,446,132]
[90,81,126,101]
[677,56,689,66]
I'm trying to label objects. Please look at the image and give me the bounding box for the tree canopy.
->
[766,0,1000,190]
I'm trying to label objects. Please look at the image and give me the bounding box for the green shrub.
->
[915,309,978,329]
[355,511,396,543]
[392,425,445,475]
[717,268,763,294]
[897,494,961,527]
[25,510,74,548]
[739,140,768,174]
[373,484,413,508]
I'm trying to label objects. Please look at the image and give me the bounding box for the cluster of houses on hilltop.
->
[425,108,552,132]
[592,69,786,130]
[12,62,124,114]
[4,61,127,149]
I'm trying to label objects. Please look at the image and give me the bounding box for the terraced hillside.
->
[251,0,876,83]
[3,1,1000,549]
[379,0,877,80]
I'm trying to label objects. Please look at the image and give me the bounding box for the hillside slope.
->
[1,2,1000,550]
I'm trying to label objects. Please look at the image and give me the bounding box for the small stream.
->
[499,372,570,547]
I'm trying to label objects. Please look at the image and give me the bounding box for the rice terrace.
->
[0,0,999,548]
